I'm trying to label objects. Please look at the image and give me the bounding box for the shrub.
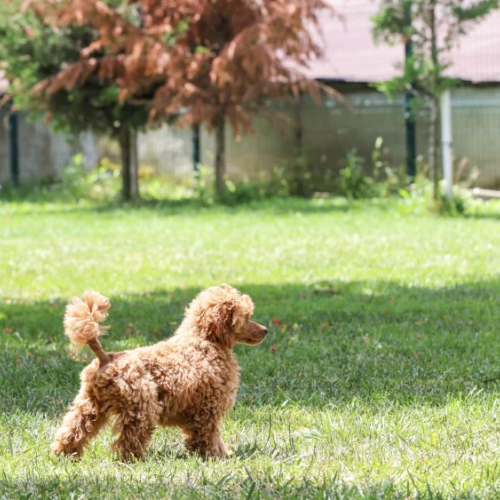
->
[273,151,316,198]
[372,137,406,196]
[338,149,376,199]
[193,166,216,205]
[430,192,467,216]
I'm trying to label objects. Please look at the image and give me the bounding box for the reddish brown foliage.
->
[24,0,336,133]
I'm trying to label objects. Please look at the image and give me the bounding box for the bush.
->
[0,155,190,204]
[430,193,467,216]
[273,151,316,198]
[372,137,406,196]
[1,141,488,217]
[338,149,376,199]
[220,179,265,206]
[193,166,275,206]
[193,167,216,205]
[0,154,110,203]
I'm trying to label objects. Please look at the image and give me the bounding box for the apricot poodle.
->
[52,284,268,461]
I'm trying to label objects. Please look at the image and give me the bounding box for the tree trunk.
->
[119,128,139,201]
[214,115,226,196]
[429,96,439,200]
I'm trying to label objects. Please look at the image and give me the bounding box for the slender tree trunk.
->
[429,0,439,200]
[214,115,226,196]
[119,128,139,201]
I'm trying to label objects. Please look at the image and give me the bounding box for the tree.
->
[25,0,337,195]
[372,0,498,198]
[0,2,150,200]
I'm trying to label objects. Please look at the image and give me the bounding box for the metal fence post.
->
[192,124,200,173]
[404,0,416,182]
[8,103,19,186]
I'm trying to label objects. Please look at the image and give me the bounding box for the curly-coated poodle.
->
[52,284,268,461]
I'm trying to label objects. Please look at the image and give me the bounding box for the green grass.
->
[2,197,500,499]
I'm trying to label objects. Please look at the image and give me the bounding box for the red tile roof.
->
[308,0,500,83]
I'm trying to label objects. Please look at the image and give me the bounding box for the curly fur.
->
[64,291,110,349]
[52,284,267,461]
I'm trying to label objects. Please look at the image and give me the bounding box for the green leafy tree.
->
[0,2,150,200]
[372,0,498,198]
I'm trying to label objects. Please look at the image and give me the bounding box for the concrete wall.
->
[119,93,434,185]
[452,87,500,187]
[141,93,434,185]
[0,109,99,183]
[299,92,431,179]
[2,86,500,188]
[200,101,298,180]
[201,87,498,188]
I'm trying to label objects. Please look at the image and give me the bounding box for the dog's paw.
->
[51,442,81,460]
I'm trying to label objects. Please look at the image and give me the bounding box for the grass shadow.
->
[0,195,354,218]
[2,279,500,415]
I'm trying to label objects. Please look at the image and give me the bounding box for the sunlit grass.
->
[1,198,500,498]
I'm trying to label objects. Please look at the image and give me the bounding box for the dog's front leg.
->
[182,420,229,459]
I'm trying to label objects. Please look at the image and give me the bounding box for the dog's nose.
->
[263,328,269,335]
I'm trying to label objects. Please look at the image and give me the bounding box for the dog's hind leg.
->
[110,384,162,461]
[52,383,108,459]
[111,417,157,461]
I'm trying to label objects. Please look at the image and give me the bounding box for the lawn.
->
[1,198,500,499]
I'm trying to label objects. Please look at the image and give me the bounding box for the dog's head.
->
[185,284,268,348]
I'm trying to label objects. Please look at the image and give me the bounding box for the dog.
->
[52,284,268,461]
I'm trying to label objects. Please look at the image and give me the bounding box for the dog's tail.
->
[64,291,111,365]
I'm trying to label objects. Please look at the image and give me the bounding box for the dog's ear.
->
[236,294,254,317]
[186,285,254,348]
[198,299,236,348]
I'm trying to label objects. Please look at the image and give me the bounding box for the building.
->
[2,1,500,187]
